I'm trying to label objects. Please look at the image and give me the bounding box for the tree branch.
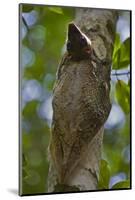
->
[22,15,29,32]
[111,71,130,76]
[48,8,118,193]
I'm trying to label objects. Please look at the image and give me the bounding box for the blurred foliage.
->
[115,80,130,114]
[98,30,131,189]
[98,159,111,189]
[111,180,130,189]
[20,4,131,195]
[112,34,130,69]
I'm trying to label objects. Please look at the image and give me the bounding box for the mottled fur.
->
[49,23,111,184]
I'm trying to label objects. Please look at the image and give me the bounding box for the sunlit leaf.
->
[112,37,130,69]
[98,159,111,189]
[48,7,63,14]
[111,180,130,189]
[121,38,130,60]
[113,33,121,59]
[115,80,130,114]
[118,37,130,69]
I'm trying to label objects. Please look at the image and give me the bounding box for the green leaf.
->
[113,33,121,59]
[98,159,111,189]
[111,180,130,189]
[112,48,120,69]
[118,59,130,69]
[122,37,130,57]
[24,55,45,80]
[112,37,130,69]
[22,100,39,119]
[112,33,121,69]
[119,37,130,68]
[115,80,130,114]
[48,7,63,14]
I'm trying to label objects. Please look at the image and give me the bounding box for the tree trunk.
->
[48,8,118,193]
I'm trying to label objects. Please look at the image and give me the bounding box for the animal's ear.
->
[68,23,81,39]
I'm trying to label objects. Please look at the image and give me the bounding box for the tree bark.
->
[48,8,118,193]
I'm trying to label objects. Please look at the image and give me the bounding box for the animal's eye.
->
[67,41,72,51]
[80,37,87,46]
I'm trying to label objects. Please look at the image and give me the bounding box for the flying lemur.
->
[49,23,111,184]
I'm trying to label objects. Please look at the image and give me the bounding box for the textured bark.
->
[48,8,118,193]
